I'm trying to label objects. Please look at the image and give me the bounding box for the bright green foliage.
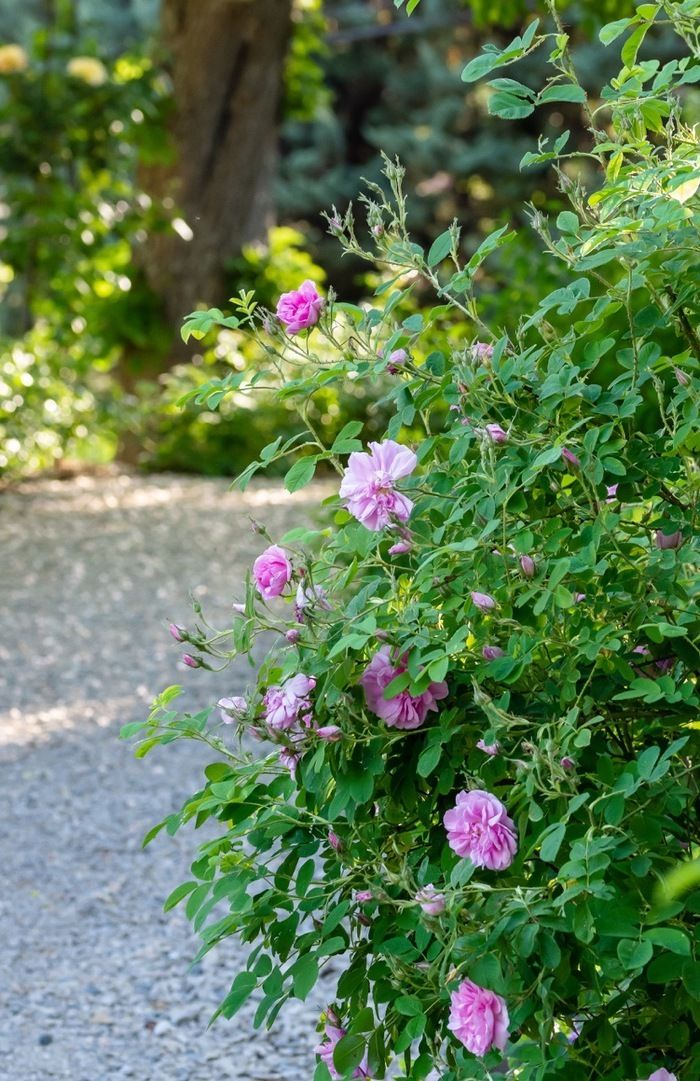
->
[127,5,700,1080]
[0,37,168,475]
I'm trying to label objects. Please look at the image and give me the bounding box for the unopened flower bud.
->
[285,628,301,644]
[485,423,508,444]
[416,884,445,916]
[675,367,689,386]
[328,831,342,852]
[655,529,683,550]
[471,591,497,612]
[317,725,342,742]
[232,602,246,614]
[182,654,200,669]
[388,540,411,555]
[519,554,536,578]
[560,756,575,771]
[561,446,580,468]
[355,890,373,903]
[482,645,505,661]
[168,623,185,642]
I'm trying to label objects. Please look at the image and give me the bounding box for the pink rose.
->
[263,673,316,729]
[444,790,517,871]
[276,279,324,333]
[339,439,417,531]
[416,884,445,915]
[217,695,247,723]
[279,748,300,778]
[448,979,509,1057]
[253,545,292,599]
[360,646,447,730]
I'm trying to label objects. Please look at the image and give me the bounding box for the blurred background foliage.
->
[1,0,687,480]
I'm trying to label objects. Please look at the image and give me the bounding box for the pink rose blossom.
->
[477,739,500,757]
[263,673,316,730]
[316,725,342,742]
[655,529,683,550]
[643,1071,677,1081]
[253,545,292,599]
[276,279,324,333]
[217,695,247,723]
[471,591,497,613]
[482,645,505,661]
[561,446,580,468]
[279,748,300,778]
[360,646,447,730]
[448,979,510,1057]
[339,440,417,531]
[444,790,518,871]
[315,1015,368,1079]
[519,554,536,578]
[485,423,508,444]
[416,884,445,915]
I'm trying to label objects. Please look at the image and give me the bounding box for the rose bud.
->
[485,423,508,444]
[561,446,580,468]
[655,529,683,550]
[471,591,497,612]
[168,623,185,642]
[482,645,505,661]
[519,554,536,578]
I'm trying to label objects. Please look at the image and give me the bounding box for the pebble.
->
[0,473,335,1081]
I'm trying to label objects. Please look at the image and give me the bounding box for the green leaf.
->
[334,1034,367,1076]
[599,17,634,45]
[284,456,317,493]
[417,742,442,777]
[539,83,587,104]
[427,230,453,267]
[488,92,535,120]
[643,928,691,955]
[621,21,651,67]
[461,51,507,84]
[540,823,566,863]
[220,971,258,1018]
[617,939,653,970]
[164,880,198,912]
[291,953,319,1000]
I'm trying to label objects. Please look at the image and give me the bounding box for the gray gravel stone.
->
[0,472,334,1081]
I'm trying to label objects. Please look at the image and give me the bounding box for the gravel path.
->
[0,472,335,1081]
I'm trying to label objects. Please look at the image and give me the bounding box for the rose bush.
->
[125,5,700,1080]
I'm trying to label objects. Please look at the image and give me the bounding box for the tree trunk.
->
[140,0,292,344]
